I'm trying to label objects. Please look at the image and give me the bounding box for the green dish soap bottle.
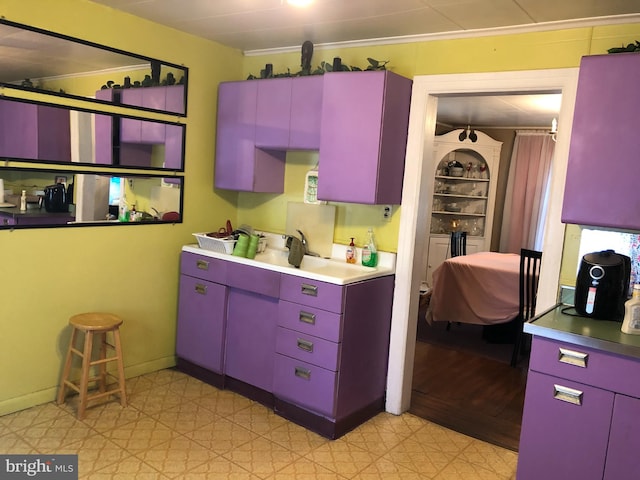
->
[361,228,378,267]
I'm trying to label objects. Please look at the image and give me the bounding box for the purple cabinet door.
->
[176,275,227,373]
[215,81,286,192]
[255,78,291,149]
[165,85,186,115]
[225,289,278,392]
[318,71,411,204]
[289,76,323,150]
[516,371,613,480]
[0,99,71,162]
[604,394,640,479]
[562,53,640,230]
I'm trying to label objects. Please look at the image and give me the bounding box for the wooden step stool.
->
[57,312,127,419]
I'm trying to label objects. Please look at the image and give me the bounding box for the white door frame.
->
[385,68,580,414]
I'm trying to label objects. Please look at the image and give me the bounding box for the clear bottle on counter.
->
[361,228,378,267]
[621,284,640,335]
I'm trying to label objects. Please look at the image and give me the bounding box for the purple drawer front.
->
[226,262,281,298]
[275,326,340,371]
[279,275,345,313]
[277,300,343,342]
[273,354,337,417]
[181,252,227,284]
[530,337,640,398]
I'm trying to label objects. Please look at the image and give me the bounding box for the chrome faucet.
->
[297,230,320,257]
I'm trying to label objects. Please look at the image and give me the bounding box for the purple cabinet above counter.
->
[214,72,412,204]
[562,53,640,230]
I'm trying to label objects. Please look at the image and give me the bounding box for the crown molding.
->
[243,13,640,56]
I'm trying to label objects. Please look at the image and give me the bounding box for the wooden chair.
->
[445,231,468,331]
[450,231,467,257]
[57,312,127,419]
[511,249,543,367]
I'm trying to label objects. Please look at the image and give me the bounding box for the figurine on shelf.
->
[466,162,473,178]
[479,163,488,179]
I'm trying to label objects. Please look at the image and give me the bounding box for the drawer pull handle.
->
[301,283,318,297]
[299,311,316,325]
[553,384,583,406]
[295,366,311,380]
[558,348,588,368]
[196,259,210,271]
[195,283,207,295]
[297,338,314,352]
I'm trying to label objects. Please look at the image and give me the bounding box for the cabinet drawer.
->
[278,300,342,342]
[226,262,281,298]
[530,337,640,398]
[273,354,337,417]
[279,275,344,313]
[275,326,340,371]
[181,251,227,283]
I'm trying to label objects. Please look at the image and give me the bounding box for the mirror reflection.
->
[0,19,187,115]
[0,97,184,170]
[0,168,183,228]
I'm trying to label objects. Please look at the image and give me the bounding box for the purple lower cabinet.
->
[273,274,394,433]
[176,274,227,373]
[225,288,279,393]
[603,394,640,479]
[516,371,613,480]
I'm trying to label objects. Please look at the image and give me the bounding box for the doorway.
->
[384,68,580,418]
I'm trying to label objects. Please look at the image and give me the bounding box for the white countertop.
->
[183,232,396,285]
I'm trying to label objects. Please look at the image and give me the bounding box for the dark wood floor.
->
[410,319,528,452]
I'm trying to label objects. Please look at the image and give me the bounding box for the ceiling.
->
[87,0,638,129]
[90,0,639,53]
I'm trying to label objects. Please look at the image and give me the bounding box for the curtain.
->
[500,131,555,253]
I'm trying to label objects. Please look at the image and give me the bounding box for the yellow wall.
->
[2,0,639,414]
[0,0,242,415]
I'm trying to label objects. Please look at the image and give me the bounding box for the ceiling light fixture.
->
[286,0,314,7]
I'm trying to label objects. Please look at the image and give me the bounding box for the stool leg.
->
[98,332,108,394]
[77,330,93,420]
[112,328,127,407]
[57,328,78,405]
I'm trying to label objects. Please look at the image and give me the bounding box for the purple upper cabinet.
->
[214,81,285,192]
[289,76,323,150]
[0,99,71,162]
[562,53,640,230]
[255,78,292,149]
[318,71,412,205]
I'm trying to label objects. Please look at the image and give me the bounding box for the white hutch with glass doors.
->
[424,129,502,286]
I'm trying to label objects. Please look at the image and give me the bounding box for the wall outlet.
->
[383,204,392,221]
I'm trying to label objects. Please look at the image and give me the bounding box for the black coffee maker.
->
[574,250,631,321]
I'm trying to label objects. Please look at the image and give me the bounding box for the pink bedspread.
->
[428,252,520,326]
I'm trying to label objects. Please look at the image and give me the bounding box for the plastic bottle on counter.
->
[361,228,378,267]
[621,284,640,335]
[20,190,27,212]
[346,237,357,264]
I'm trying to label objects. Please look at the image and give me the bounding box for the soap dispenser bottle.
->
[20,190,27,212]
[346,238,357,264]
[361,228,378,267]
[621,284,640,334]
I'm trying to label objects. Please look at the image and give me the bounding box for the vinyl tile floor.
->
[0,369,517,479]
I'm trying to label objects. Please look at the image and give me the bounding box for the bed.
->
[426,251,521,326]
